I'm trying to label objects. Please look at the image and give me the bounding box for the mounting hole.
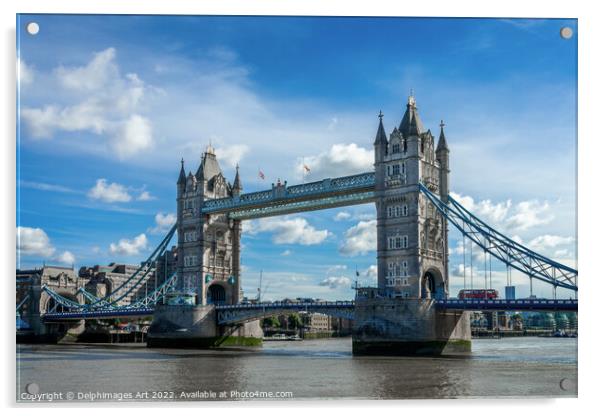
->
[560,27,573,39]
[26,22,39,36]
[25,383,39,394]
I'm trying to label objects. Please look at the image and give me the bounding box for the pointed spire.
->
[195,154,204,181]
[233,163,242,192]
[374,110,388,146]
[436,120,449,153]
[399,91,424,137]
[206,140,215,155]
[177,158,186,185]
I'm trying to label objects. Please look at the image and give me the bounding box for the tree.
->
[287,313,302,329]
[261,316,280,328]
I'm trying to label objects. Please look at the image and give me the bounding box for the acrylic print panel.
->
[16,14,578,402]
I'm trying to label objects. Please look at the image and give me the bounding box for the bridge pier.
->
[147,304,263,348]
[352,298,471,356]
[18,311,85,344]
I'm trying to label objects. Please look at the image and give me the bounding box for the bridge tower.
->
[374,94,449,300]
[354,94,470,355]
[148,146,261,348]
[175,145,241,306]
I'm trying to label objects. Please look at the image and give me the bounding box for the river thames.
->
[16,337,577,401]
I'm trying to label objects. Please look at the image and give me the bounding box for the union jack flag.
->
[258,169,265,180]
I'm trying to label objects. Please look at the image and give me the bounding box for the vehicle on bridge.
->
[459,289,499,300]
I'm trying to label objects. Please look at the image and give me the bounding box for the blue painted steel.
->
[41,298,578,322]
[42,272,177,314]
[16,294,29,312]
[202,172,376,219]
[419,183,578,291]
[437,298,577,312]
[41,225,177,311]
[43,307,155,321]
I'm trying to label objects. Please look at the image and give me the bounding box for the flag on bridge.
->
[303,164,311,173]
[258,169,265,180]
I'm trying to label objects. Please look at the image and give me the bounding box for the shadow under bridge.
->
[215,301,356,325]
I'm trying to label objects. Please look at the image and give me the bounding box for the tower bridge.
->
[18,94,578,355]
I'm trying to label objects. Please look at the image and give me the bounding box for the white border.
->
[2,0,601,414]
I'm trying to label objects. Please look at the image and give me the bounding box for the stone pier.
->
[352,298,471,356]
[147,304,263,348]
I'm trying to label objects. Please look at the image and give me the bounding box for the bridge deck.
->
[42,308,154,322]
[40,299,577,322]
[437,298,577,312]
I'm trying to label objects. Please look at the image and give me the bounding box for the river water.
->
[16,337,577,401]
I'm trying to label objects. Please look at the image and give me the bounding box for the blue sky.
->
[16,15,577,300]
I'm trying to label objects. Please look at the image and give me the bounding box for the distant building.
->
[301,312,332,333]
[17,265,84,315]
[79,262,155,306]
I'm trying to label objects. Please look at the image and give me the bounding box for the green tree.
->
[287,313,302,329]
[261,316,280,328]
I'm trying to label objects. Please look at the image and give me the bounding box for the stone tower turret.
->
[375,93,449,300]
[175,145,242,305]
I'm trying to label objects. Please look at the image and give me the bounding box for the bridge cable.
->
[462,227,467,290]
[418,183,577,291]
[489,247,493,289]
[470,240,473,290]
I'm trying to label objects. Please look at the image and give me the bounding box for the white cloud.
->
[553,249,570,258]
[334,211,352,221]
[297,143,373,180]
[149,212,177,234]
[245,216,329,245]
[55,48,118,91]
[326,264,347,274]
[17,226,76,264]
[364,265,378,282]
[110,114,153,159]
[21,103,107,139]
[21,48,156,158]
[339,220,377,256]
[109,233,148,256]
[18,58,34,86]
[55,250,76,265]
[19,180,77,194]
[450,192,553,233]
[215,144,249,168]
[137,190,154,201]
[17,226,55,257]
[506,200,553,231]
[281,249,292,256]
[334,210,375,222]
[527,235,575,252]
[319,276,352,289]
[87,179,132,203]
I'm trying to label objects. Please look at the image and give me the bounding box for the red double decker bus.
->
[458,289,499,300]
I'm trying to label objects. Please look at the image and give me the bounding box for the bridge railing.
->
[216,300,355,310]
[202,172,375,214]
[436,298,578,311]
